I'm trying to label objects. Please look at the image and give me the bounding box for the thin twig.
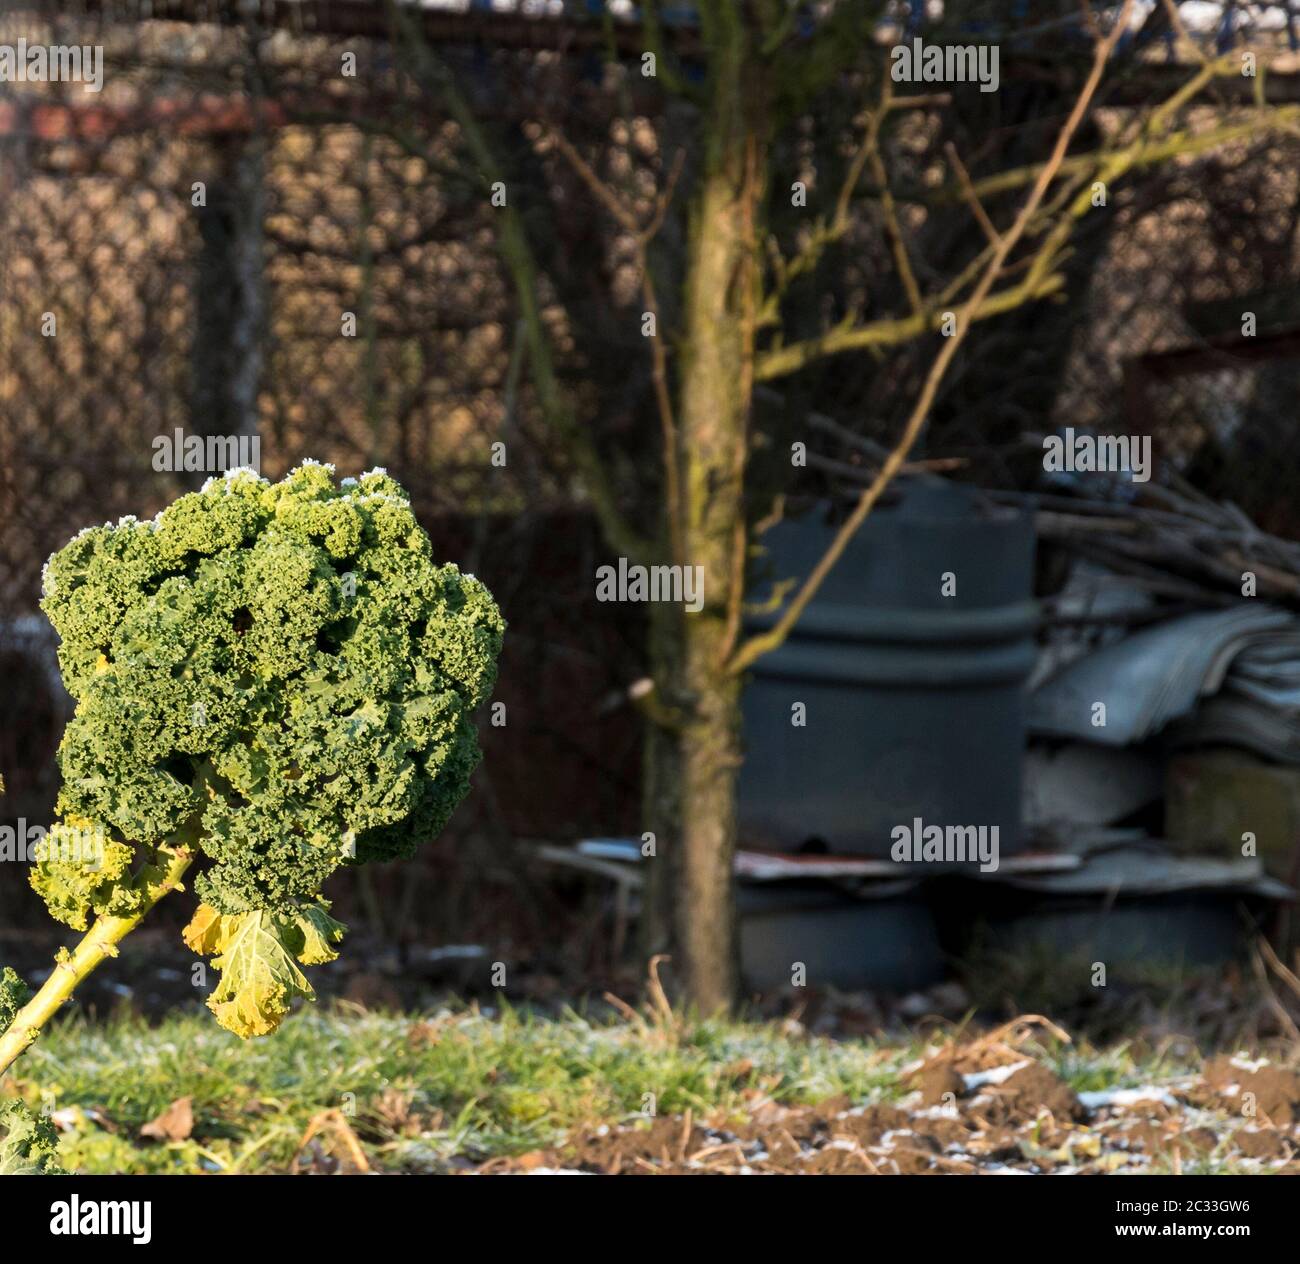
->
[1251,945,1300,1045]
[944,140,1002,247]
[868,95,925,315]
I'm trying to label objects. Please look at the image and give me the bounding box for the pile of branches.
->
[804,411,1300,614]
[992,480,1300,610]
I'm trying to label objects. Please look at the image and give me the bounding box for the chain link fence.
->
[3,1,1300,946]
[0,3,650,940]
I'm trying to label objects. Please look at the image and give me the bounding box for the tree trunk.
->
[667,9,764,1013]
[640,603,682,960]
[674,647,743,1013]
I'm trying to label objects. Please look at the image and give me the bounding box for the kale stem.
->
[0,846,193,1078]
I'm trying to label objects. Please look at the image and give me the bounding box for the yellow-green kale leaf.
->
[183,900,347,1038]
[29,827,139,931]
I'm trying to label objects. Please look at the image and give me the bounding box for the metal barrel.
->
[738,483,1037,859]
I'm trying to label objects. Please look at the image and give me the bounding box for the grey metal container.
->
[976,894,1254,969]
[738,485,1037,858]
[966,843,1291,968]
[738,881,946,993]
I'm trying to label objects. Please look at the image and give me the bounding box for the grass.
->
[2,1002,927,1174]
[0,1001,1246,1174]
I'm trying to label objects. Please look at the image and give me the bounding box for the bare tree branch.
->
[386,0,655,565]
[729,0,1136,677]
[755,269,1067,380]
[758,83,946,328]
[758,51,1300,382]
[867,89,924,315]
[548,129,688,566]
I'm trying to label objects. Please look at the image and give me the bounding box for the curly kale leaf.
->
[36,464,502,1039]
[29,823,140,931]
[0,1100,65,1176]
[41,464,505,930]
[289,901,347,965]
[0,968,32,1036]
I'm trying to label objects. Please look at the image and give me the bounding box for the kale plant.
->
[0,463,503,1102]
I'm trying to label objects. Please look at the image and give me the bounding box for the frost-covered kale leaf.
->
[37,464,504,1037]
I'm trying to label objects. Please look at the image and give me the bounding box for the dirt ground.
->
[480,1022,1300,1176]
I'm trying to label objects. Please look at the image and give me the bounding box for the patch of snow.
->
[422,945,487,962]
[1078,1086,1179,1110]
[1230,1055,1269,1073]
[963,1059,1031,1090]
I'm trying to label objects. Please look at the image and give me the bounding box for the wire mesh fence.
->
[3,0,1300,944]
[0,4,653,936]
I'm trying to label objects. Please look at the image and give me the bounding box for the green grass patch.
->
[4,1003,922,1174]
[2,1002,1232,1175]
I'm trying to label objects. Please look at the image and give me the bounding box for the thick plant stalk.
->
[0,847,193,1078]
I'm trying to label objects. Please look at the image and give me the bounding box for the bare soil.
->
[482,1039,1300,1175]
